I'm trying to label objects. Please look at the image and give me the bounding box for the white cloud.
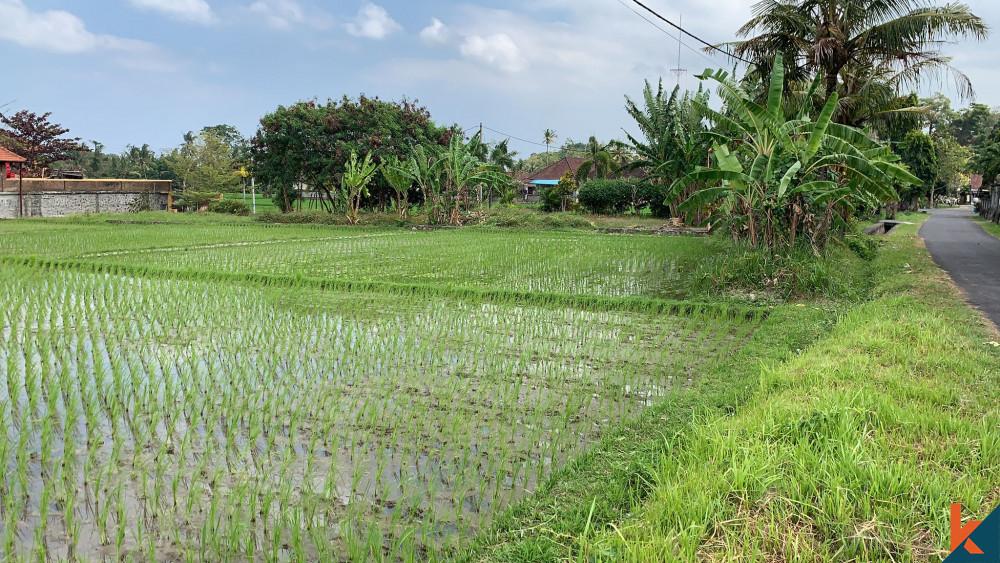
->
[420,18,449,44]
[346,3,401,40]
[250,0,305,30]
[0,0,155,54]
[460,33,527,74]
[128,0,215,25]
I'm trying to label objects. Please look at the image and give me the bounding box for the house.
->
[522,157,588,196]
[520,157,646,201]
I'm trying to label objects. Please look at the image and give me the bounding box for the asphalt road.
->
[919,206,1000,328]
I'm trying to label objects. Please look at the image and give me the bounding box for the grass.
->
[471,216,1000,561]
[254,206,671,231]
[222,191,279,212]
[973,215,1000,239]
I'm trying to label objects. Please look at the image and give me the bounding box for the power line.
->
[615,0,720,69]
[628,0,751,65]
[481,126,550,147]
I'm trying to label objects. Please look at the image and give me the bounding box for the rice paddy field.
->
[0,216,763,561]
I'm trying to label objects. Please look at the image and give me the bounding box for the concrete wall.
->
[0,178,172,194]
[0,179,172,218]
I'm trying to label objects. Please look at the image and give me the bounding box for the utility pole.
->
[670,14,686,88]
[479,122,485,207]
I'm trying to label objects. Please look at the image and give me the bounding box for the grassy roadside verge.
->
[464,295,834,561]
[575,221,1000,561]
[973,215,1000,239]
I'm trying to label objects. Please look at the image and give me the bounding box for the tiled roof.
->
[971,173,984,191]
[524,157,588,182]
[0,147,26,163]
[524,156,647,183]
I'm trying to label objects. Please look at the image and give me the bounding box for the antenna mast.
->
[670,14,686,88]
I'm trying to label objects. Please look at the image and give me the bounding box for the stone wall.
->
[0,179,172,219]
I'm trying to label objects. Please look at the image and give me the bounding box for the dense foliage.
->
[165,130,241,197]
[620,83,711,222]
[251,96,451,212]
[672,56,918,251]
[897,130,938,207]
[728,0,988,129]
[0,110,87,174]
[577,179,668,217]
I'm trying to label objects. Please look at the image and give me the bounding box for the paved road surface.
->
[919,207,1000,328]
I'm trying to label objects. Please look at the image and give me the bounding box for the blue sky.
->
[2,0,999,159]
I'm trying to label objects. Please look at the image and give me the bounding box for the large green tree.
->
[897,130,937,208]
[165,131,240,202]
[251,96,450,212]
[621,82,712,220]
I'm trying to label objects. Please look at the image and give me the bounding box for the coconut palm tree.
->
[543,129,558,156]
[489,139,518,172]
[727,0,988,115]
[574,136,615,186]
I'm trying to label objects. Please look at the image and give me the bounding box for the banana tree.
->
[341,151,378,225]
[672,54,918,251]
[381,155,414,219]
[438,133,509,225]
[406,144,444,224]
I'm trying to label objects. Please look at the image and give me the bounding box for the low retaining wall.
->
[0,179,172,218]
[979,187,1000,224]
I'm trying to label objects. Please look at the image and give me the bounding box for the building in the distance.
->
[0,147,173,218]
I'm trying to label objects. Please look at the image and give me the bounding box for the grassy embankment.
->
[470,215,1000,562]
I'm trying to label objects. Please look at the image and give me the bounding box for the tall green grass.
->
[560,218,1000,561]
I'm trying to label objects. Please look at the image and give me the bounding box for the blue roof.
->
[531,179,560,185]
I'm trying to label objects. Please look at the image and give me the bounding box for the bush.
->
[578,179,631,214]
[480,207,593,230]
[639,183,671,218]
[208,199,250,216]
[690,239,874,299]
[577,179,670,217]
[540,172,578,212]
[845,234,879,261]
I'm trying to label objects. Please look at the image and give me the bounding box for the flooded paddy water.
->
[0,222,760,560]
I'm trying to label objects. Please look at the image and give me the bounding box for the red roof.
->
[0,147,26,163]
[525,157,588,182]
[524,156,646,183]
[971,173,984,191]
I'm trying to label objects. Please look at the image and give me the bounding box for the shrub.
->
[845,234,879,261]
[578,179,631,214]
[540,172,578,212]
[639,183,671,218]
[577,179,669,217]
[208,199,250,216]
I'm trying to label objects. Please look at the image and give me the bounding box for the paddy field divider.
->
[0,254,768,322]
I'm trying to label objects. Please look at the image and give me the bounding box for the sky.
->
[1,0,999,158]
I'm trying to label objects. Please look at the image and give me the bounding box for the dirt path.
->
[919,206,1000,328]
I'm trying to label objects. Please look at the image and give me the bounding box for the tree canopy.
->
[728,0,988,128]
[0,110,87,174]
[251,96,452,212]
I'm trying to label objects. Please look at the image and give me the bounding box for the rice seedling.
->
[0,219,759,560]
